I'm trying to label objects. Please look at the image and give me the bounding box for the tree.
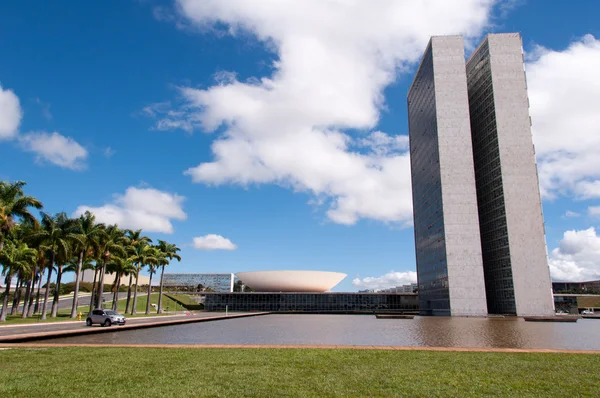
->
[50,214,77,318]
[0,181,43,254]
[130,241,156,315]
[123,230,151,313]
[106,255,136,311]
[29,212,73,320]
[144,247,163,315]
[95,225,126,309]
[0,239,37,321]
[69,211,103,318]
[156,240,181,313]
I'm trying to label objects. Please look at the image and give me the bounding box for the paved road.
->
[2,292,147,313]
[0,312,245,338]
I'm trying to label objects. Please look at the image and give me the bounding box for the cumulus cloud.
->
[548,227,600,282]
[193,234,237,251]
[527,35,600,199]
[150,0,495,225]
[352,271,417,291]
[74,186,187,234]
[0,83,22,140]
[19,132,88,170]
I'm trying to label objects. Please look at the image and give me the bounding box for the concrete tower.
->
[408,36,488,316]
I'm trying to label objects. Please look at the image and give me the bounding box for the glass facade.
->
[466,40,516,315]
[204,293,419,313]
[162,273,234,293]
[408,44,450,314]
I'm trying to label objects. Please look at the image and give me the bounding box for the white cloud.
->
[548,227,600,282]
[527,35,600,199]
[562,210,581,219]
[152,0,495,225]
[0,83,22,140]
[19,131,88,170]
[104,146,115,158]
[352,271,417,291]
[193,234,237,251]
[589,206,600,218]
[74,186,187,234]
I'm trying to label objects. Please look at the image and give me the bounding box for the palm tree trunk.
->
[11,277,22,315]
[21,277,33,318]
[97,259,107,309]
[89,267,98,312]
[114,276,121,311]
[110,277,118,310]
[0,274,12,322]
[125,274,133,313]
[40,254,55,320]
[145,271,154,314]
[131,270,140,315]
[34,272,42,314]
[157,265,165,314]
[26,267,37,317]
[51,265,63,317]
[70,250,84,318]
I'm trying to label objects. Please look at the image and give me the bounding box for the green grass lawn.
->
[109,292,183,314]
[0,347,598,397]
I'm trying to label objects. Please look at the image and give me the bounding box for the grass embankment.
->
[165,293,204,310]
[1,348,599,397]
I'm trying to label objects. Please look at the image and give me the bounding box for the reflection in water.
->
[41,314,600,350]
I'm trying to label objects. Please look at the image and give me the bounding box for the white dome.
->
[236,270,347,292]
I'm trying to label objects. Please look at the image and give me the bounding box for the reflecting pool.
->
[41,314,600,350]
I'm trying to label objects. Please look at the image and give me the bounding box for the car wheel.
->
[104,319,111,327]
[86,319,92,327]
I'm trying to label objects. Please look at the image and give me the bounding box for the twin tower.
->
[408,33,554,316]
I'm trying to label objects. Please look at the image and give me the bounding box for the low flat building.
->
[553,280,600,293]
[80,269,150,286]
[163,273,234,292]
[203,292,418,313]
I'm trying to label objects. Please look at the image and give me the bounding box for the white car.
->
[581,309,594,315]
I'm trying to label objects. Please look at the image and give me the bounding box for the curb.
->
[0,343,598,354]
[0,312,270,343]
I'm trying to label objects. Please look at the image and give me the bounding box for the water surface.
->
[42,314,600,350]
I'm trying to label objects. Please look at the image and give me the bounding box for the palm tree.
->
[0,239,37,321]
[0,181,43,254]
[144,247,165,315]
[69,211,103,318]
[106,255,136,311]
[50,214,77,318]
[123,230,151,313]
[95,225,126,309]
[29,212,73,320]
[130,241,156,315]
[156,240,181,313]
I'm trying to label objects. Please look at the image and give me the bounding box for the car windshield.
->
[105,311,118,315]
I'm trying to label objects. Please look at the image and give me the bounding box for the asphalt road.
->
[0,312,241,338]
[2,292,147,313]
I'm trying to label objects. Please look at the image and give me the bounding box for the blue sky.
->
[1,1,600,290]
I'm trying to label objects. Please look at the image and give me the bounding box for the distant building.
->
[379,283,418,293]
[80,269,150,286]
[162,273,234,292]
[553,280,600,293]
